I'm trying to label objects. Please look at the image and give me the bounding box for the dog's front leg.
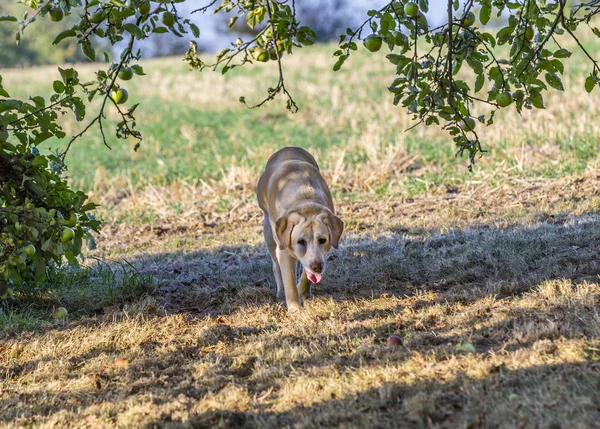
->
[298,271,311,301]
[276,247,301,312]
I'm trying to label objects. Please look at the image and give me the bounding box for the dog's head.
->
[275,208,344,284]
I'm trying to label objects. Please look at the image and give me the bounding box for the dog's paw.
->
[287,301,301,313]
[299,288,313,302]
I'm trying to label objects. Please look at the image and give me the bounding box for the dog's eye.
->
[297,239,307,246]
[318,238,327,245]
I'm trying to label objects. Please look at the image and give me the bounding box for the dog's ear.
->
[323,211,344,249]
[275,211,303,250]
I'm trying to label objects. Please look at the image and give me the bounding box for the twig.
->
[6,98,68,127]
[20,0,52,33]
[243,0,298,112]
[191,0,219,14]
[516,0,565,79]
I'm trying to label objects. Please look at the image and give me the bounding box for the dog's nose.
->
[310,261,323,273]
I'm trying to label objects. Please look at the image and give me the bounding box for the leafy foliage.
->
[329,0,600,166]
[0,3,87,67]
[0,67,100,298]
[193,0,600,166]
[0,0,200,299]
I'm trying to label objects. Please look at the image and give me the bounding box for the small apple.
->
[364,35,383,52]
[463,11,475,27]
[137,0,151,15]
[460,117,477,131]
[524,26,534,41]
[387,335,403,346]
[252,47,269,62]
[496,91,513,107]
[119,67,134,81]
[276,39,286,53]
[89,11,104,24]
[22,244,36,258]
[269,48,278,61]
[61,227,75,243]
[49,7,64,22]
[404,2,419,18]
[111,88,129,104]
[64,212,78,227]
[52,307,69,319]
[161,11,175,27]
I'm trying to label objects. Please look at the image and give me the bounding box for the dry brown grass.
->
[3,32,600,429]
[2,169,600,428]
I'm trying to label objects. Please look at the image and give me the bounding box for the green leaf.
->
[123,23,144,39]
[585,75,596,93]
[529,90,545,109]
[480,3,491,25]
[131,65,145,75]
[246,6,265,29]
[380,12,395,34]
[80,41,96,62]
[474,73,484,93]
[297,26,317,46]
[0,78,9,98]
[550,59,564,74]
[53,80,65,93]
[0,15,18,22]
[466,57,483,74]
[52,29,77,45]
[545,72,564,91]
[479,32,496,48]
[189,23,200,38]
[333,55,348,72]
[496,26,514,43]
[553,48,571,58]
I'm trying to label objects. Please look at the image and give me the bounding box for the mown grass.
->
[2,37,600,217]
[2,29,600,429]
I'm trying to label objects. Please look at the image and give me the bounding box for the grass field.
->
[2,34,600,428]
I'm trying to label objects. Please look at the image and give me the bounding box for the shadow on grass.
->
[181,360,600,429]
[2,359,599,428]
[124,211,600,316]
[2,213,600,427]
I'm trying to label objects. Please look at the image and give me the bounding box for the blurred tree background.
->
[0,3,87,67]
[0,0,392,68]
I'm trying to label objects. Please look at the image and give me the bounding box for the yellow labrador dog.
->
[257,147,344,311]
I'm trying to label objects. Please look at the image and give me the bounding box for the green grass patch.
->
[0,260,154,334]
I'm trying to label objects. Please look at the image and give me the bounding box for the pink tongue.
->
[307,272,323,284]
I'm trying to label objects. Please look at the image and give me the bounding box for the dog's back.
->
[264,147,319,171]
[257,147,323,213]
